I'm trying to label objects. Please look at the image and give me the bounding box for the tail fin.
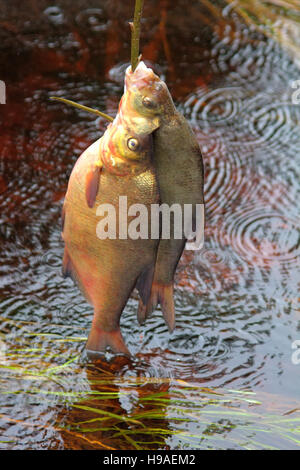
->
[135,263,155,306]
[137,282,175,332]
[86,325,130,357]
[137,298,148,326]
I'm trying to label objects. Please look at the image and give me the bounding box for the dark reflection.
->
[56,358,172,450]
[0,0,300,450]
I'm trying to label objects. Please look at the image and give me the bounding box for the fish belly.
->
[62,146,159,332]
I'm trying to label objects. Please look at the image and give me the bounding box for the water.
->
[0,0,299,450]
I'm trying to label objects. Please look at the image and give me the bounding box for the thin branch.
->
[50,97,114,122]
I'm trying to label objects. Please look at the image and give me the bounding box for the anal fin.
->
[62,248,73,280]
[61,203,66,232]
[62,248,91,304]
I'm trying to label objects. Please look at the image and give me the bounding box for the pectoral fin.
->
[135,263,155,305]
[85,161,102,208]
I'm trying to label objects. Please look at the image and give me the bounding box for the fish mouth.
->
[125,60,162,94]
[124,60,175,121]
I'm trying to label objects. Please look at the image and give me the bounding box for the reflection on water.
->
[0,0,300,450]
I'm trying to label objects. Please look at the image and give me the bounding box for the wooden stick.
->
[131,0,144,72]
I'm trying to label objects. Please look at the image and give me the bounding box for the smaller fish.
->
[121,61,205,332]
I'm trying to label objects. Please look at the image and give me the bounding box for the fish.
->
[62,113,160,357]
[120,61,205,332]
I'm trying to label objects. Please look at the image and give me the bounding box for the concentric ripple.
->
[75,8,108,32]
[219,206,300,267]
[184,86,244,128]
[244,97,300,151]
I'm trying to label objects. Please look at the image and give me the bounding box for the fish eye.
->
[127,138,139,151]
[142,96,156,108]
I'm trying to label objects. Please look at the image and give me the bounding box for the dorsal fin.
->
[137,282,175,332]
[135,262,155,306]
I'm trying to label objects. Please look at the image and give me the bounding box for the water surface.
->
[0,0,299,450]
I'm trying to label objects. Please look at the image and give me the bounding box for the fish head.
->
[123,61,175,128]
[112,122,153,163]
[100,114,153,174]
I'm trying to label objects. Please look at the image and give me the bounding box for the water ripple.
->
[75,8,108,33]
[219,206,300,268]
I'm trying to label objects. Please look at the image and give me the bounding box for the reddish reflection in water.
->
[0,0,300,450]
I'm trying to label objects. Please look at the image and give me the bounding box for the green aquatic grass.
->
[71,404,144,426]
[114,427,143,450]
[63,389,300,449]
[0,316,299,450]
[59,387,300,449]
